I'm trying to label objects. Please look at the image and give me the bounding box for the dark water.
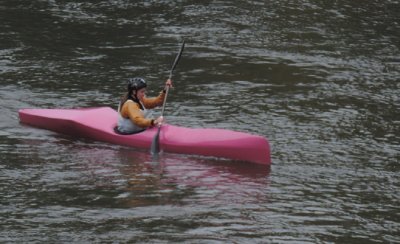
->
[1,0,399,243]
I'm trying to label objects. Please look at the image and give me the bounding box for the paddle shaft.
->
[160,41,185,117]
[151,41,185,155]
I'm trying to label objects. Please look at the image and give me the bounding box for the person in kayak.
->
[115,77,172,134]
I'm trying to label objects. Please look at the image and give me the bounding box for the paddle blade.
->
[150,128,161,155]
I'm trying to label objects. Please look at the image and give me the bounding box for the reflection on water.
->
[1,0,399,242]
[75,147,271,208]
[1,140,272,242]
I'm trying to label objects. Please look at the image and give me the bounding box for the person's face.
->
[134,88,146,100]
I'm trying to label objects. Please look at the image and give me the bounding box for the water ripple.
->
[1,0,399,243]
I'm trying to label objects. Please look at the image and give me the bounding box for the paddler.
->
[115,77,172,134]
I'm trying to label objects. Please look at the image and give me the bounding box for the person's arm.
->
[142,79,173,109]
[125,101,154,128]
[141,90,166,109]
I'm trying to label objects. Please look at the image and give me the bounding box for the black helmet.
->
[127,77,147,92]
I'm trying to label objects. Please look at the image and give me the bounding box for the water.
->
[1,0,399,243]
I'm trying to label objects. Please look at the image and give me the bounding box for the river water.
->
[1,0,399,243]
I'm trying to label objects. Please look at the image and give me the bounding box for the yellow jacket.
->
[120,91,166,128]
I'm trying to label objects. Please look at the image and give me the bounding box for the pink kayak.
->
[18,107,271,165]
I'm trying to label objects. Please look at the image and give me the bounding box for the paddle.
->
[150,40,185,155]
